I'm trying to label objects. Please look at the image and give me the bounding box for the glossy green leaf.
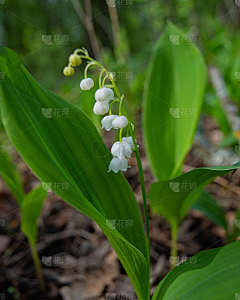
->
[152,240,240,300]
[149,163,240,229]
[0,142,24,203]
[192,190,227,231]
[21,185,47,245]
[0,47,149,300]
[143,21,207,181]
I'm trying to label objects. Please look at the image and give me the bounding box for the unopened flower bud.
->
[95,87,110,102]
[63,66,74,76]
[112,116,128,129]
[80,78,94,90]
[108,157,130,173]
[69,53,82,67]
[93,101,109,115]
[111,141,132,159]
[100,115,117,131]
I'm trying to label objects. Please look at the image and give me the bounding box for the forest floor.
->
[0,118,240,300]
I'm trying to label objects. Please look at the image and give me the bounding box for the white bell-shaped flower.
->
[111,141,132,159]
[106,88,114,102]
[108,157,130,173]
[122,136,138,151]
[80,78,94,90]
[95,87,110,102]
[100,115,117,131]
[93,101,109,115]
[112,116,128,129]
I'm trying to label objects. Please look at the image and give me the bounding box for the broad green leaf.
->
[192,190,227,231]
[0,47,149,300]
[152,240,240,300]
[21,185,47,245]
[143,21,207,181]
[149,163,240,229]
[0,143,24,203]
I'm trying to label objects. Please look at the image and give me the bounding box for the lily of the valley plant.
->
[1,22,240,300]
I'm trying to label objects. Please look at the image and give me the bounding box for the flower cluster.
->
[63,48,138,173]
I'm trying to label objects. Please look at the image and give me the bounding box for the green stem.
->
[84,62,96,79]
[170,224,178,269]
[31,243,45,291]
[119,128,123,142]
[119,95,124,116]
[109,99,119,115]
[102,74,109,87]
[130,126,150,266]
[99,70,104,88]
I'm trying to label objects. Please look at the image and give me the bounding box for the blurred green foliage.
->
[1,0,240,129]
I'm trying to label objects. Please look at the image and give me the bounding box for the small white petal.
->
[108,157,130,173]
[93,101,109,115]
[106,88,114,102]
[112,116,128,129]
[111,141,132,159]
[119,158,131,171]
[108,157,121,173]
[95,87,110,102]
[100,115,117,131]
[122,136,138,151]
[80,78,94,90]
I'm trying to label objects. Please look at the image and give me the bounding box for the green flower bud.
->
[63,66,74,76]
[69,54,82,67]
